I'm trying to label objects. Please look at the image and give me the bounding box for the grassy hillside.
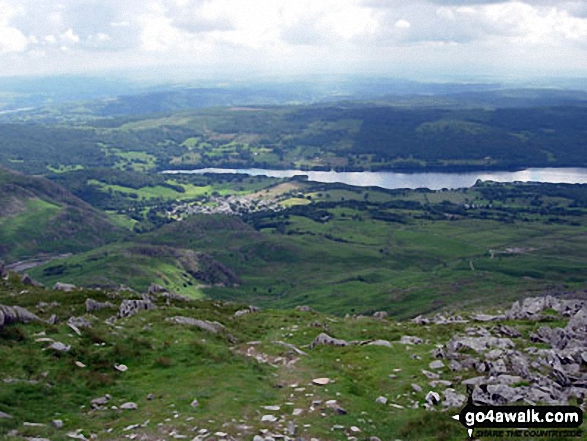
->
[0,167,124,263]
[28,179,587,319]
[2,271,584,440]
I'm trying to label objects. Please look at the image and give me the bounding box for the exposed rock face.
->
[295,305,315,313]
[85,298,115,313]
[436,300,587,407]
[0,305,40,328]
[147,283,166,295]
[234,305,261,318]
[53,282,76,292]
[21,274,43,288]
[118,299,156,318]
[446,336,515,353]
[68,316,92,329]
[309,333,349,349]
[399,336,423,345]
[166,316,226,334]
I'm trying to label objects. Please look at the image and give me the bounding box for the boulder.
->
[147,283,166,295]
[0,305,40,328]
[296,305,315,313]
[373,311,388,320]
[399,336,423,345]
[120,402,138,410]
[21,274,43,288]
[53,282,76,292]
[166,316,225,334]
[310,333,349,349]
[48,342,71,352]
[368,339,392,348]
[118,299,156,318]
[442,389,466,408]
[425,391,441,405]
[446,336,515,354]
[90,394,111,408]
[429,360,445,370]
[375,396,388,404]
[68,316,92,329]
[85,298,115,313]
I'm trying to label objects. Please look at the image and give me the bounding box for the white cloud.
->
[0,0,587,78]
[395,19,411,29]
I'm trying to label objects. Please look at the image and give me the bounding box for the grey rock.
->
[411,383,422,393]
[373,311,388,320]
[85,298,115,313]
[429,380,452,388]
[272,340,308,356]
[118,299,156,318]
[48,341,71,352]
[449,360,463,371]
[287,421,297,436]
[51,419,63,428]
[490,359,508,375]
[429,360,445,370]
[368,339,392,348]
[493,325,522,338]
[190,399,199,408]
[147,283,166,295]
[443,389,466,408]
[425,391,441,405]
[91,394,111,408]
[0,304,40,328]
[0,411,13,418]
[68,316,92,329]
[309,332,349,349]
[422,369,440,380]
[120,402,138,410]
[375,396,388,404]
[446,336,515,353]
[253,436,264,441]
[411,315,430,325]
[21,273,43,287]
[46,314,59,325]
[53,282,76,292]
[471,314,504,322]
[167,316,225,334]
[399,336,423,345]
[462,376,488,387]
[295,305,315,313]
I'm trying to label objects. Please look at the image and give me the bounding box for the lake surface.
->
[164,167,587,190]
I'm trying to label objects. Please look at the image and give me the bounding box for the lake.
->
[163,167,587,190]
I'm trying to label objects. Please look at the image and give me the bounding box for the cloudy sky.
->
[1,0,587,79]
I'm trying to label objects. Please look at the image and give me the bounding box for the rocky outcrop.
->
[0,305,40,328]
[21,274,43,288]
[118,298,156,318]
[309,333,350,349]
[234,305,261,318]
[53,282,76,292]
[166,316,226,334]
[85,298,115,313]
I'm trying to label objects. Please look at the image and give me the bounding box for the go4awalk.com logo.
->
[452,396,584,438]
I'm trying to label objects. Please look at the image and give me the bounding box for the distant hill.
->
[0,166,124,262]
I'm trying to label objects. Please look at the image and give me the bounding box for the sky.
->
[1,0,587,80]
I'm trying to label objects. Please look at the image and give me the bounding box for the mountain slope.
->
[0,166,125,262]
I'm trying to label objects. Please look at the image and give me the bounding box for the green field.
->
[26,178,587,318]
